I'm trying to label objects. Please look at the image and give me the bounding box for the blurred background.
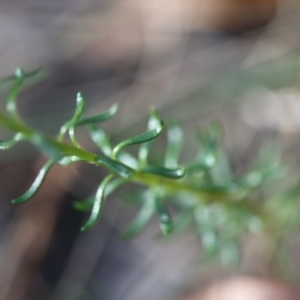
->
[0,0,300,299]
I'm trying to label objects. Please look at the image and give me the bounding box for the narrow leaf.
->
[87,125,112,155]
[70,92,86,123]
[59,92,86,140]
[112,121,164,159]
[142,166,185,179]
[12,159,57,204]
[81,174,114,231]
[122,192,155,239]
[75,103,118,127]
[69,127,81,148]
[0,133,24,150]
[155,198,173,235]
[94,155,135,178]
[6,68,25,118]
[138,108,162,167]
[0,67,44,90]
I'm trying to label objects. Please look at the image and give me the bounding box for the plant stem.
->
[0,112,263,219]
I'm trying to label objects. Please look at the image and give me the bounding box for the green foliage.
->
[0,68,298,263]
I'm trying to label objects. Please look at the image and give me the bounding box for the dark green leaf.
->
[112,121,164,159]
[122,192,155,239]
[59,92,86,140]
[155,198,173,235]
[71,92,86,123]
[141,166,185,179]
[12,159,57,204]
[81,174,114,231]
[75,103,118,127]
[94,155,135,178]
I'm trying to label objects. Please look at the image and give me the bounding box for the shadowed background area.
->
[0,1,300,300]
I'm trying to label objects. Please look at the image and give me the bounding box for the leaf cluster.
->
[0,68,296,264]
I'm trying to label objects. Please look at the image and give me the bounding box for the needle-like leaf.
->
[138,108,162,167]
[58,92,86,140]
[81,174,115,231]
[0,133,24,150]
[6,68,25,119]
[75,103,118,127]
[112,121,164,159]
[141,166,185,179]
[12,159,57,204]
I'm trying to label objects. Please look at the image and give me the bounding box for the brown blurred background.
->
[0,0,300,300]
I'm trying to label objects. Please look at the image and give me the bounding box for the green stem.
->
[0,111,263,218]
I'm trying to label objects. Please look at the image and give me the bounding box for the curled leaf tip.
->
[58,92,86,140]
[75,92,86,113]
[15,68,25,79]
[110,103,119,114]
[0,133,24,150]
